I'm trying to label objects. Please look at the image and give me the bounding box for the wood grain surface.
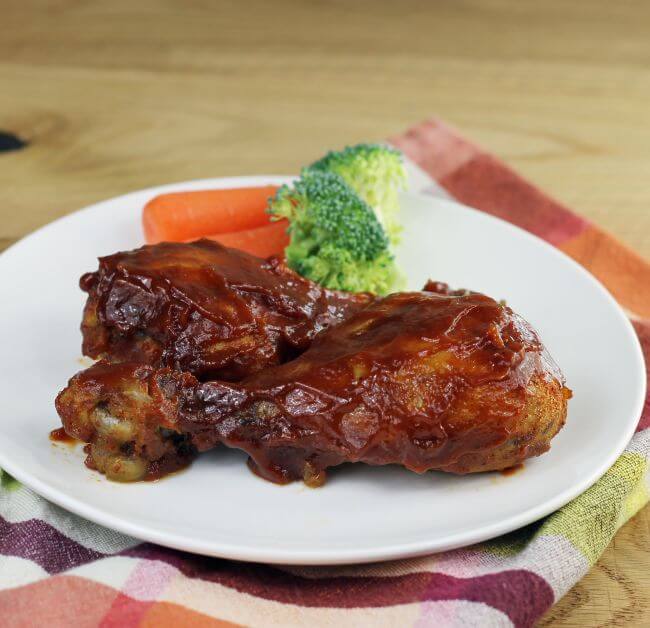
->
[1,1,648,625]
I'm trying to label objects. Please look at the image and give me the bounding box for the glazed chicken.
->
[80,239,373,381]
[56,290,570,484]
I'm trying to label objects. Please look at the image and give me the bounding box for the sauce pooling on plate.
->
[49,427,77,445]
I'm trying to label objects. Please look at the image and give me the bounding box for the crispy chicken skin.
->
[57,291,570,484]
[80,240,373,381]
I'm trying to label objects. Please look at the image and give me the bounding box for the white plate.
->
[0,176,645,565]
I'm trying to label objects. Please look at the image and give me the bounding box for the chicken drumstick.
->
[57,290,570,483]
[80,239,373,381]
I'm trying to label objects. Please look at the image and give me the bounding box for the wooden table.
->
[2,1,648,624]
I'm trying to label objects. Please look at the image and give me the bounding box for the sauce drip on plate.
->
[49,427,77,445]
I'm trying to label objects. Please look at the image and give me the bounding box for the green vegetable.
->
[308,143,406,244]
[269,170,401,294]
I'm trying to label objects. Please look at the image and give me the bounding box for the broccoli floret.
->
[295,246,401,295]
[269,170,401,294]
[309,144,406,244]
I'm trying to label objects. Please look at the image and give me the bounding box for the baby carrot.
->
[143,185,280,244]
[196,219,290,259]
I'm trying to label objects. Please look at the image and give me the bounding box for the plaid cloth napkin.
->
[1,119,648,628]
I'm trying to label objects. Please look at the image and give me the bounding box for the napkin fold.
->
[1,119,648,628]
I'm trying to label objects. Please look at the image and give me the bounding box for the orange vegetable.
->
[143,185,280,244]
[197,219,290,258]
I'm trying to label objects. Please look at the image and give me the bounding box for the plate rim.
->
[0,175,645,565]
